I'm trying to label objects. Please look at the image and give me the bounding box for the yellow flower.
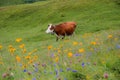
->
[108,34,113,39]
[101,60,105,64]
[0,62,3,65]
[33,55,38,61]
[86,75,90,80]
[28,60,33,64]
[0,45,2,49]
[16,56,21,62]
[16,38,22,42]
[68,52,73,57]
[79,48,85,53]
[58,49,61,53]
[54,56,59,63]
[79,42,83,46]
[47,45,52,50]
[9,46,16,55]
[91,41,97,45]
[22,48,27,53]
[25,55,31,60]
[19,44,25,48]
[73,41,78,46]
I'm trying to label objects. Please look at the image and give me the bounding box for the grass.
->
[0,0,120,80]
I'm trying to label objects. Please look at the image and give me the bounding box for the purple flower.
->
[2,73,8,78]
[50,72,53,74]
[103,73,109,79]
[60,68,63,72]
[67,68,71,71]
[34,68,38,72]
[44,70,47,73]
[74,53,80,56]
[33,63,38,67]
[82,62,85,67]
[55,69,58,75]
[72,70,77,72]
[23,69,27,72]
[116,45,120,49]
[32,78,36,80]
[51,53,54,57]
[64,78,67,80]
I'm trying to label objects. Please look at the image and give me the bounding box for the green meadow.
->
[0,0,120,80]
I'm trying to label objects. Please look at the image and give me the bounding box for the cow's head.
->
[46,24,55,34]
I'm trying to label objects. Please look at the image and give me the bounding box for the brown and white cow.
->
[46,21,77,41]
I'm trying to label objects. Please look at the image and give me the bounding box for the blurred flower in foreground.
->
[79,48,85,53]
[108,34,113,39]
[8,45,16,55]
[73,41,78,46]
[48,45,53,50]
[103,73,109,79]
[91,41,97,45]
[0,45,2,49]
[19,44,25,49]
[16,56,21,62]
[116,45,120,49]
[16,38,22,42]
[68,52,73,57]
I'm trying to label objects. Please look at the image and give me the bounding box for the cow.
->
[45,21,77,41]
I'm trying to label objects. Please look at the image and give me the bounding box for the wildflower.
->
[78,48,85,53]
[67,68,71,71]
[33,55,38,61]
[2,73,8,78]
[23,69,27,72]
[16,38,22,42]
[42,63,46,67]
[32,78,36,80]
[79,42,83,46]
[86,75,90,80]
[19,44,25,49]
[9,45,16,55]
[60,68,63,72]
[22,48,26,53]
[0,45,2,49]
[54,56,59,63]
[101,60,105,64]
[28,60,33,64]
[72,70,77,72]
[68,52,73,57]
[0,61,3,65]
[27,71,32,75]
[103,73,109,79]
[82,62,85,67]
[16,56,21,62]
[73,41,78,46]
[91,41,97,45]
[74,53,81,57]
[108,34,113,39]
[116,45,120,49]
[48,45,52,50]
[10,72,14,77]
[25,55,31,60]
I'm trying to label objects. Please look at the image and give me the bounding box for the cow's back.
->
[54,22,76,36]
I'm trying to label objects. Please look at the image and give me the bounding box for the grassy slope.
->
[0,0,120,43]
[0,0,120,80]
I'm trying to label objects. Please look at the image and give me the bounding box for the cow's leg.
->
[62,36,65,39]
[56,37,59,41]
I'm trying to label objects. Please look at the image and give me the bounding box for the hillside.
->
[0,0,46,6]
[0,0,120,43]
[0,0,120,80]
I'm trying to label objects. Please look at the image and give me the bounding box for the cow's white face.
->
[46,24,54,34]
